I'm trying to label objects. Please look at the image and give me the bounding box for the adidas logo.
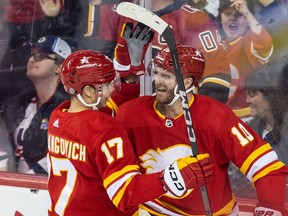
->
[53,119,59,128]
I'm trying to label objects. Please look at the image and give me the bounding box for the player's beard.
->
[155,86,175,105]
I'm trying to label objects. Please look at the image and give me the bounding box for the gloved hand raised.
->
[113,22,154,78]
[161,153,214,197]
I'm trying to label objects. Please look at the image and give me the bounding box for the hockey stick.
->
[116,2,212,215]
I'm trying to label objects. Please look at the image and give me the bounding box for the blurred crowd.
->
[0,0,287,200]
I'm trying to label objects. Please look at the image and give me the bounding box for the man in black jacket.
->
[1,35,72,174]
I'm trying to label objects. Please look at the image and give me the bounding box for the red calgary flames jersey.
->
[116,95,287,215]
[47,101,165,216]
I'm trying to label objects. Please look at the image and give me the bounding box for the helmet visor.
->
[103,71,121,97]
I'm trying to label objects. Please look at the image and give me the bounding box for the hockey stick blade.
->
[116,2,212,215]
[116,2,168,35]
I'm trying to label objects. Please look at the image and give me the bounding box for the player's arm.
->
[110,154,213,212]
[99,125,213,212]
[220,112,288,215]
[101,22,154,116]
[254,169,288,215]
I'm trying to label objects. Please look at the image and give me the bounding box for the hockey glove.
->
[113,22,154,78]
[254,206,282,216]
[161,153,213,197]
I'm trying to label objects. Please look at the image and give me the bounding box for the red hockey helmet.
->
[60,49,116,95]
[152,45,205,86]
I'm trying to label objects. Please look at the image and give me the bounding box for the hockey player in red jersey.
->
[111,0,232,103]
[116,45,288,215]
[47,49,214,216]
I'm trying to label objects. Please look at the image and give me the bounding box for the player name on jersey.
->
[48,134,86,162]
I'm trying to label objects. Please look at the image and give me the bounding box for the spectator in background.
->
[39,0,129,58]
[0,66,33,106]
[278,61,288,200]
[279,62,288,153]
[0,1,10,69]
[0,0,49,72]
[279,60,288,98]
[0,35,71,174]
[0,115,14,171]
[39,0,83,48]
[229,67,288,199]
[246,68,288,157]
[217,0,273,121]
[257,0,288,70]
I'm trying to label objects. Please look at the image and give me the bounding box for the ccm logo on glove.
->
[161,153,214,197]
[167,163,185,191]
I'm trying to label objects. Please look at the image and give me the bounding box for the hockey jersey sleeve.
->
[217,108,288,213]
[254,169,288,213]
[90,118,165,212]
[244,27,273,69]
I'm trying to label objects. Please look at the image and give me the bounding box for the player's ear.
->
[82,85,95,98]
